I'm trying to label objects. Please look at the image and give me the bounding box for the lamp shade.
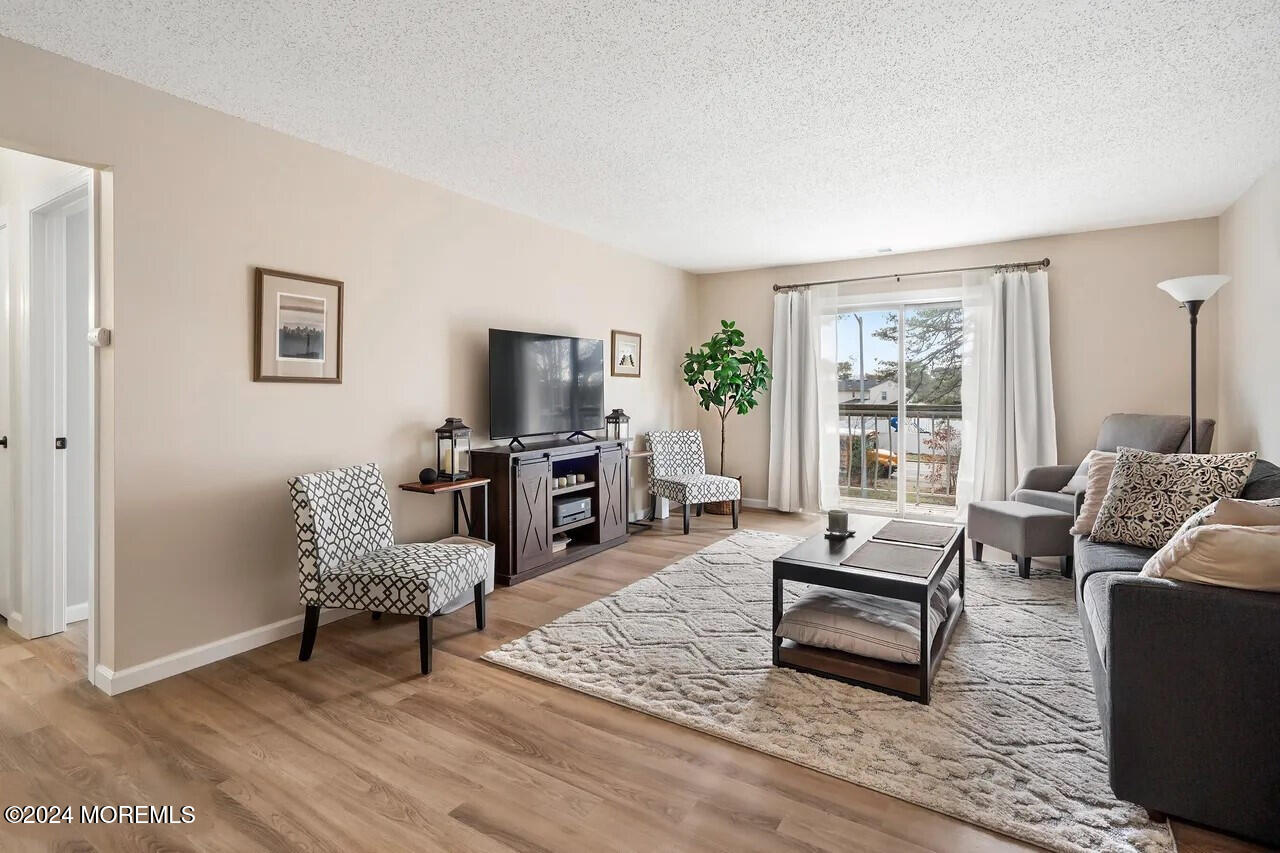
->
[1157,275,1229,303]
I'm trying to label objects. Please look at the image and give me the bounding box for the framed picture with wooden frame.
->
[254,267,344,383]
[611,329,642,378]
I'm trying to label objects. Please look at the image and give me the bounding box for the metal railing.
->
[837,403,961,508]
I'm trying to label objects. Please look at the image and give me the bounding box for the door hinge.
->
[55,437,67,450]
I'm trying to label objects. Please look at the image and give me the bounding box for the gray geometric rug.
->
[484,529,1173,853]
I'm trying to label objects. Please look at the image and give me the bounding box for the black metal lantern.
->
[605,408,631,444]
[435,417,472,481]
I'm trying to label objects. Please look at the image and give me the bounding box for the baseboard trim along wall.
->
[66,602,89,623]
[742,498,769,510]
[93,607,357,695]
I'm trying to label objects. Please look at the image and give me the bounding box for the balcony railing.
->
[837,403,961,509]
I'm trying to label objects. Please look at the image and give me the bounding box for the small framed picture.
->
[254,268,343,382]
[611,329,642,378]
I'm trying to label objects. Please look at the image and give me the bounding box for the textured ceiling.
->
[2,1,1278,272]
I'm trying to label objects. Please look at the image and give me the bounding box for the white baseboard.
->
[65,602,89,623]
[94,607,357,695]
[742,498,769,510]
[4,610,24,638]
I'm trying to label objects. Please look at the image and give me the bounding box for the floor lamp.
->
[1156,274,1229,453]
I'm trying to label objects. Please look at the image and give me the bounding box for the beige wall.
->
[695,219,1221,502]
[0,38,696,671]
[1218,161,1280,459]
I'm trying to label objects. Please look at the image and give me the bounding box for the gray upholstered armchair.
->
[1014,414,1216,514]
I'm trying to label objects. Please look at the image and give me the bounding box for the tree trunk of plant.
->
[720,413,727,476]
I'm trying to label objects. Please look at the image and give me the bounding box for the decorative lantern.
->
[435,417,472,481]
[605,408,631,445]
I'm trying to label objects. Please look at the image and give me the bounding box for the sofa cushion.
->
[1074,537,1154,591]
[1081,571,1128,668]
[1141,524,1280,592]
[1242,459,1280,500]
[1070,451,1119,535]
[1011,488,1077,515]
[1090,448,1256,549]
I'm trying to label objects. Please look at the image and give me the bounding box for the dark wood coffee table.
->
[772,516,965,704]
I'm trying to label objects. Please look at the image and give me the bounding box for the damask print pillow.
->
[1089,447,1257,549]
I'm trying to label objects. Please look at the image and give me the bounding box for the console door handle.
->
[0,436,6,448]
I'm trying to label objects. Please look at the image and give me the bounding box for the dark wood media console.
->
[472,438,630,585]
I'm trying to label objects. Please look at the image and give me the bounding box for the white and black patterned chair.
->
[648,430,741,534]
[288,462,488,674]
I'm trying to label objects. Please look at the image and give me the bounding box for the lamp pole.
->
[1185,299,1203,454]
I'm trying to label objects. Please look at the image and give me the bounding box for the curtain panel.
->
[955,269,1057,513]
[768,287,838,512]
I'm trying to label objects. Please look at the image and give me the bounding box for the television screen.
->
[489,329,605,440]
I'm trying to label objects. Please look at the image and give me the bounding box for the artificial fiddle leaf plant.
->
[682,320,772,476]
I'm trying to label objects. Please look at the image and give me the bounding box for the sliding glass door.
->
[835,299,962,517]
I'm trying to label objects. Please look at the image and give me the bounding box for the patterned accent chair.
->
[288,462,488,674]
[647,430,741,534]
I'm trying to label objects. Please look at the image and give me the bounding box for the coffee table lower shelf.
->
[774,591,964,703]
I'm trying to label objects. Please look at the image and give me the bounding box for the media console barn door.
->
[597,447,626,541]
[472,438,631,585]
[515,457,553,571]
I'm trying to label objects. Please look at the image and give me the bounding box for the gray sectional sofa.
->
[1074,458,1280,845]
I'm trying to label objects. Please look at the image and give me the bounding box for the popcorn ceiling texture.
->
[1,1,1277,271]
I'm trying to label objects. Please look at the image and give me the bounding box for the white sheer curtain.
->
[955,269,1057,513]
[768,286,839,512]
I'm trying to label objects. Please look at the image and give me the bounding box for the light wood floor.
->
[0,510,1268,852]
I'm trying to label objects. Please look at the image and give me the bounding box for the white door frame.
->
[17,168,94,649]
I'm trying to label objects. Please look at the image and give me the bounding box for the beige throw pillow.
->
[1140,524,1280,591]
[1089,448,1257,549]
[775,573,960,664]
[1069,450,1117,535]
[1166,496,1280,543]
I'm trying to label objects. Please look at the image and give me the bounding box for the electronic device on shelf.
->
[488,328,605,447]
[552,495,592,527]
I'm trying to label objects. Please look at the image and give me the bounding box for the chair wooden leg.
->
[683,503,690,535]
[371,611,382,620]
[732,499,739,529]
[419,615,433,675]
[1015,555,1031,579]
[474,582,486,631]
[973,541,984,562]
[299,605,320,661]
[1061,555,1074,578]
[695,504,703,517]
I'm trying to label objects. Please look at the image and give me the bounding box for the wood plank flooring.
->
[0,510,1269,852]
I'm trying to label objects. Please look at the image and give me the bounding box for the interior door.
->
[514,457,552,571]
[596,447,626,541]
[0,218,10,618]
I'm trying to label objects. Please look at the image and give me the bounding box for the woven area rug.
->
[484,529,1174,853]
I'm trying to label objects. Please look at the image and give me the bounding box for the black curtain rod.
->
[771,257,1051,292]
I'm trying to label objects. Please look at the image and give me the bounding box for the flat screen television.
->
[489,329,605,440]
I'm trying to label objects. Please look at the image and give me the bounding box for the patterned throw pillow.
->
[1089,447,1257,549]
[1168,496,1280,541]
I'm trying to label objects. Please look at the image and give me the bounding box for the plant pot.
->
[704,475,743,515]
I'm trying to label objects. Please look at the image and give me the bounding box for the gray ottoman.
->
[968,500,1074,579]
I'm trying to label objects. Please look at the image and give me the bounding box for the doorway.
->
[834,298,963,518]
[0,147,98,676]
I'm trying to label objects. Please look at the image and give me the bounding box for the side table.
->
[399,476,490,541]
